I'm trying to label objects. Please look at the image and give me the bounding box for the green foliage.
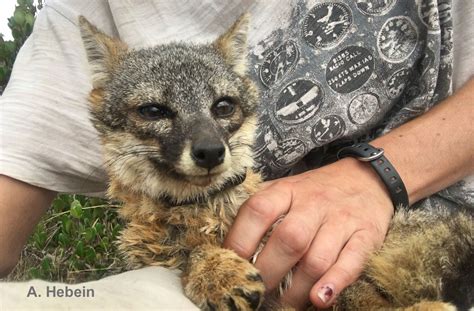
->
[0,0,43,93]
[8,195,126,283]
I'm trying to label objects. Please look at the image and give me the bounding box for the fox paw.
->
[183,246,265,310]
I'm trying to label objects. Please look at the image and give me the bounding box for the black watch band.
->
[337,143,409,209]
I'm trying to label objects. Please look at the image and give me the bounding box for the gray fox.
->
[79,14,473,311]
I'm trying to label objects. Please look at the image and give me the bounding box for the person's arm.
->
[373,79,474,204]
[224,78,474,310]
[0,175,56,277]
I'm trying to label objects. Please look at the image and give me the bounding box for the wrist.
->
[368,80,474,204]
[337,143,409,209]
[370,137,422,205]
[337,157,394,213]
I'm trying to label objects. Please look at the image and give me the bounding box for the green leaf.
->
[89,197,105,206]
[94,223,104,235]
[3,41,16,56]
[59,194,72,203]
[82,217,91,227]
[58,232,69,247]
[76,195,87,204]
[84,228,96,242]
[41,257,52,272]
[34,231,47,249]
[28,267,41,279]
[71,199,82,208]
[0,67,5,81]
[61,217,73,234]
[71,257,83,270]
[11,28,22,40]
[70,200,83,218]
[76,240,85,257]
[84,246,96,263]
[52,197,66,212]
[92,207,104,218]
[25,12,34,27]
[112,224,122,237]
[99,237,110,251]
[13,10,26,25]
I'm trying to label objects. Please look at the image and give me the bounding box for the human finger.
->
[223,182,293,259]
[253,205,322,291]
[280,221,355,309]
[309,231,375,308]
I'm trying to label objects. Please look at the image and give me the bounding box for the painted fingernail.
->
[317,284,335,304]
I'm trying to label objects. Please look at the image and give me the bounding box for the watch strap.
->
[337,143,409,209]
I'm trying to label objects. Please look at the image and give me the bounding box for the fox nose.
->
[191,141,225,169]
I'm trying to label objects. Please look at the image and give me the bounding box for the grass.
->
[6,194,128,283]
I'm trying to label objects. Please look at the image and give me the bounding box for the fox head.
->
[79,14,259,204]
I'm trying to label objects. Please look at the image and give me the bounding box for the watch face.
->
[311,115,346,146]
[274,79,324,124]
[356,0,396,16]
[377,16,419,63]
[348,93,380,125]
[302,2,352,49]
[419,0,440,31]
[259,40,299,88]
[386,68,411,99]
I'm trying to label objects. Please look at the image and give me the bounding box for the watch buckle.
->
[357,148,384,162]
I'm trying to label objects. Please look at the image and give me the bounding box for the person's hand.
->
[223,157,394,310]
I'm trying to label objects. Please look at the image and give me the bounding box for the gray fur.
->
[79,14,259,200]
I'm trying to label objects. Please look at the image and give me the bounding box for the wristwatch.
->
[337,143,409,209]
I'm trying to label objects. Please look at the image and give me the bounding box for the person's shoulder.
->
[41,0,115,34]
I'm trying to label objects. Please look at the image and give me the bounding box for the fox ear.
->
[78,16,127,89]
[215,13,250,76]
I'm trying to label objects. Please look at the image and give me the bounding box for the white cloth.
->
[0,267,198,310]
[453,0,474,90]
[1,0,473,195]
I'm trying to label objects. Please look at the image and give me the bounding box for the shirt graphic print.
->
[249,0,453,181]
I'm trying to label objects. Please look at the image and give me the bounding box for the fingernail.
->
[317,284,335,304]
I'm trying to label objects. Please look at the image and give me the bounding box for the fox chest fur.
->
[109,171,261,271]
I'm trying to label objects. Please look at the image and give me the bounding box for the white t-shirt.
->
[0,0,473,197]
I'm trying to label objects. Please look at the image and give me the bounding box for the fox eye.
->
[212,97,236,118]
[137,104,175,120]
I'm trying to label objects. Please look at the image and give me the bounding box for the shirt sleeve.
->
[452,1,474,90]
[0,1,116,196]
